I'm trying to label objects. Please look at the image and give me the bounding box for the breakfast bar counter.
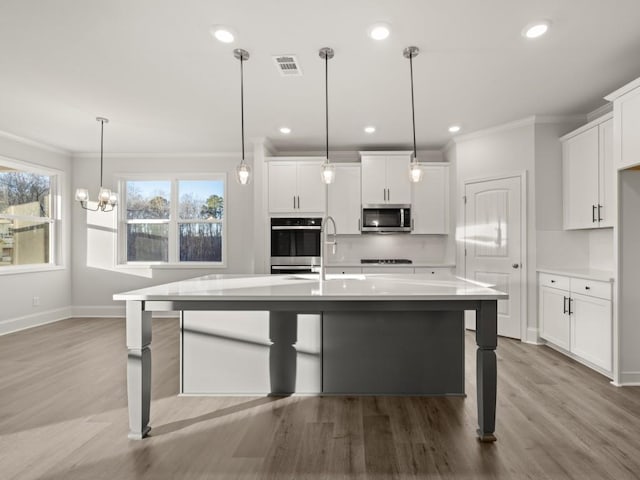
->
[114,273,507,442]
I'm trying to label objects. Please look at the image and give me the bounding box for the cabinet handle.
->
[293,196,296,209]
[358,218,361,231]
[387,188,390,202]
[411,218,415,231]
[383,188,386,201]
[551,279,556,283]
[585,286,591,290]
[592,205,597,223]
[563,296,568,314]
[568,297,573,315]
[297,196,300,209]
[598,204,603,222]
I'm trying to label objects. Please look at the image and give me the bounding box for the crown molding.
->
[586,103,613,122]
[71,151,252,160]
[0,129,70,156]
[451,115,588,144]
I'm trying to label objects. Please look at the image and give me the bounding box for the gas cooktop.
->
[360,259,413,265]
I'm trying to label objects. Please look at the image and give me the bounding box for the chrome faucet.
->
[320,215,337,281]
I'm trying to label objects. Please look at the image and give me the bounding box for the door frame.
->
[462,171,528,341]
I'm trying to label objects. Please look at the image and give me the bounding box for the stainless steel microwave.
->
[361,204,412,233]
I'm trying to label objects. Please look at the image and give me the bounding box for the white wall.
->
[71,153,255,314]
[0,133,72,334]
[450,117,589,342]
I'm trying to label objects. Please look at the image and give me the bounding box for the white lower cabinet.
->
[539,285,571,350]
[361,266,415,274]
[571,293,613,372]
[538,272,613,374]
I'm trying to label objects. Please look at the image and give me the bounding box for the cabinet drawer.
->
[570,278,612,300]
[414,267,453,278]
[325,267,362,275]
[538,273,570,291]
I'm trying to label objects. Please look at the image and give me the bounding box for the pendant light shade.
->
[234,48,251,185]
[75,117,117,212]
[319,47,335,185]
[403,46,424,183]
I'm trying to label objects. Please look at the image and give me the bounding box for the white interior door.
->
[464,176,523,339]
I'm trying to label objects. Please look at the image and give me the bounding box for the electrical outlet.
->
[32,296,40,307]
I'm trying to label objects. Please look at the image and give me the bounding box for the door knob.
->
[512,263,520,269]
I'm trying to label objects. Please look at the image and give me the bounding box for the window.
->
[0,159,59,270]
[122,175,226,265]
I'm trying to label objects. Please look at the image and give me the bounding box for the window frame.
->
[118,173,227,267]
[0,155,63,275]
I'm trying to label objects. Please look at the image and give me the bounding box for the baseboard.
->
[72,305,179,319]
[523,327,544,345]
[616,372,640,386]
[0,306,73,336]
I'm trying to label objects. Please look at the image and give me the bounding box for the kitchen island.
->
[114,273,507,442]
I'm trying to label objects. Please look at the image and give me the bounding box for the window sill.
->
[115,263,227,271]
[0,265,66,276]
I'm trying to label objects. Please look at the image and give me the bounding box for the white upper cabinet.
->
[327,164,361,234]
[268,160,325,214]
[598,119,614,227]
[360,152,411,205]
[411,163,449,234]
[562,115,614,229]
[605,77,640,170]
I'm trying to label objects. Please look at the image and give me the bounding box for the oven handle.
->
[271,226,322,230]
[271,265,315,270]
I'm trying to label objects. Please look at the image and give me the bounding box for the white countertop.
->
[113,273,507,302]
[537,267,614,282]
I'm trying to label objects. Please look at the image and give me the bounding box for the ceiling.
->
[1,0,640,155]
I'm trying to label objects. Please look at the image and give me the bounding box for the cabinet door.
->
[619,88,640,170]
[361,156,387,204]
[268,162,298,213]
[571,293,612,371]
[385,155,411,204]
[563,127,600,229]
[328,164,361,234]
[412,164,449,234]
[539,286,571,350]
[296,163,325,213]
[598,119,614,227]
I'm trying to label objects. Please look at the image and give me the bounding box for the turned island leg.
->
[126,300,152,440]
[476,300,498,442]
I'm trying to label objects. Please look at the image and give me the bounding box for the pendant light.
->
[404,46,424,183]
[234,48,251,185]
[319,47,335,185]
[75,117,117,211]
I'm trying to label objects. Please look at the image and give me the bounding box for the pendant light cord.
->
[325,54,329,163]
[99,119,104,187]
[240,55,245,162]
[409,52,417,162]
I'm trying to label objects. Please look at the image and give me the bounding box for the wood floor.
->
[1,318,640,480]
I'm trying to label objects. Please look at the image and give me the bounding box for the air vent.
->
[273,55,302,76]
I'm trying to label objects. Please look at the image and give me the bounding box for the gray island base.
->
[115,274,506,442]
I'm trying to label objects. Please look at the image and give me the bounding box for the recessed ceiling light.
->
[368,23,391,40]
[210,25,235,43]
[364,126,376,134]
[448,125,461,133]
[522,20,551,39]
[279,127,291,134]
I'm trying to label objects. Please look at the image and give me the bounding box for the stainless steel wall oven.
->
[270,217,321,274]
